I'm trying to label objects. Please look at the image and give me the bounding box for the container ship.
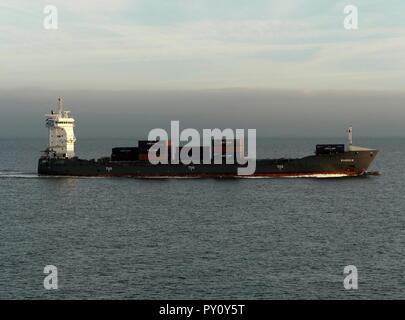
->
[38,98,379,178]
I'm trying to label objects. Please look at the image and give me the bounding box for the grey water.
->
[0,137,403,299]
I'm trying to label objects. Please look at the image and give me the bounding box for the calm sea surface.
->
[0,137,403,299]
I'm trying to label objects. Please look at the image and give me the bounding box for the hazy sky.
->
[1,88,404,138]
[0,1,404,137]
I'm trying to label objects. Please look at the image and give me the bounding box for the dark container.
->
[139,153,170,161]
[138,140,171,153]
[111,147,139,161]
[316,144,345,154]
[212,139,244,156]
[112,147,138,154]
[175,146,211,161]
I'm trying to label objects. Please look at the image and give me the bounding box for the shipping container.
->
[112,147,139,154]
[175,146,211,162]
[139,153,170,162]
[316,144,345,155]
[212,146,243,153]
[212,139,244,158]
[138,140,171,153]
[111,147,139,161]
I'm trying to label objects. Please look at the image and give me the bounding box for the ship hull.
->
[38,150,378,178]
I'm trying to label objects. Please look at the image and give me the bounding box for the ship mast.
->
[346,125,353,152]
[347,126,353,146]
[57,97,63,115]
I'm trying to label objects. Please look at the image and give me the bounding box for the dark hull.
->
[38,149,378,178]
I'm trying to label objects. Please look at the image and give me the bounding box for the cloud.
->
[0,1,404,90]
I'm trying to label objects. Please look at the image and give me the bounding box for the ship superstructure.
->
[44,98,76,159]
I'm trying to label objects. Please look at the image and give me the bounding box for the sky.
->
[0,1,404,137]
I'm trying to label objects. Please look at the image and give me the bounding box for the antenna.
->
[347,126,353,146]
[57,97,63,115]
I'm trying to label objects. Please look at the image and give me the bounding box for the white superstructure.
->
[44,98,76,158]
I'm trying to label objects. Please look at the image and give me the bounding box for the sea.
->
[0,137,403,299]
